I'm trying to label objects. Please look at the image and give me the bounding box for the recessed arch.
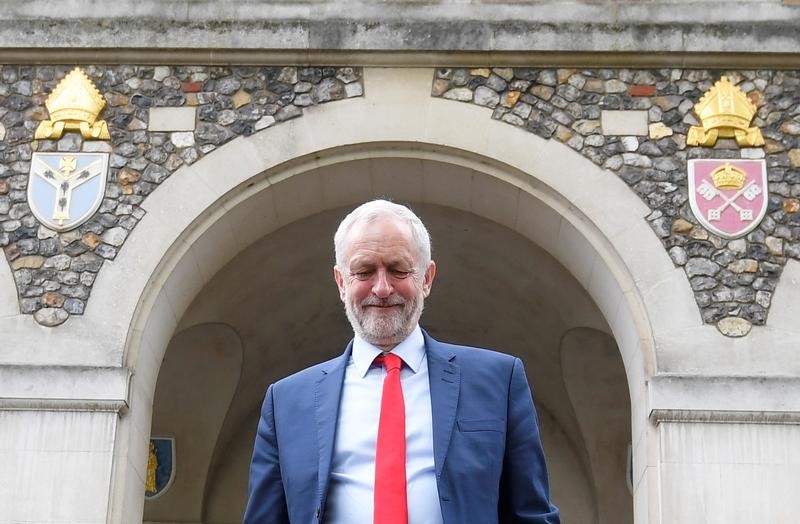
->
[102,68,699,524]
[149,199,620,523]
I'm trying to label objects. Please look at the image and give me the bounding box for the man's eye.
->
[352,271,373,280]
[392,270,412,279]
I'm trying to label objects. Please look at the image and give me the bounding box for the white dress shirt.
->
[324,325,444,524]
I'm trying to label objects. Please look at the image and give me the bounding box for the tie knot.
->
[375,352,402,372]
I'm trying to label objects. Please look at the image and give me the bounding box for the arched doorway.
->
[142,189,633,523]
[102,68,673,524]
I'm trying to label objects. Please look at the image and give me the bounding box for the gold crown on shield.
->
[34,67,110,141]
[687,76,764,148]
[710,162,746,190]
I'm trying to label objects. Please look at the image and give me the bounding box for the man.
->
[244,200,560,523]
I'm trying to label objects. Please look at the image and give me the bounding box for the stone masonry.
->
[432,67,800,334]
[0,65,364,326]
[2,64,799,334]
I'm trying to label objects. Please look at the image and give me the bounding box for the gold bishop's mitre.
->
[687,75,764,148]
[34,67,111,141]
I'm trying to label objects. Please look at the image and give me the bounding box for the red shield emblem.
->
[687,159,768,239]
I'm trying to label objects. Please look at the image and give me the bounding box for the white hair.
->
[333,200,432,269]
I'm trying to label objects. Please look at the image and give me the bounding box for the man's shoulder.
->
[426,334,518,366]
[272,352,347,390]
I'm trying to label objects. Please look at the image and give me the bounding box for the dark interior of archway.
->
[146,203,632,524]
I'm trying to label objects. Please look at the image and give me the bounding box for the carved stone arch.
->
[104,68,694,523]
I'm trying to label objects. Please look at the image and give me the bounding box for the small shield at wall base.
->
[145,437,175,500]
[27,152,109,232]
[687,159,768,240]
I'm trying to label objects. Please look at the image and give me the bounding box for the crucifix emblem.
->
[27,152,109,232]
[688,159,768,239]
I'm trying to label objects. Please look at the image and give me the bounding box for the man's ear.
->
[333,266,346,302]
[422,260,436,298]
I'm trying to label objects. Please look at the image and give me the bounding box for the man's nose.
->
[371,268,393,297]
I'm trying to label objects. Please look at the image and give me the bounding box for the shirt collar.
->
[351,325,425,378]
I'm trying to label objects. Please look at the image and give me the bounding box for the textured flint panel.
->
[432,67,800,329]
[0,65,364,324]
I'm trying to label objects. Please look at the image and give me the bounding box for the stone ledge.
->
[1,49,800,69]
[0,1,798,54]
[649,374,800,417]
[650,409,800,425]
[0,365,130,406]
[2,0,796,24]
[0,46,800,70]
[0,398,128,412]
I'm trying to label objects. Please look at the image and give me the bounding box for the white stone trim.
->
[769,258,800,331]
[0,398,128,412]
[0,365,130,411]
[649,374,800,422]
[148,107,196,132]
[0,246,17,318]
[601,110,649,136]
[1,1,799,58]
[650,409,800,425]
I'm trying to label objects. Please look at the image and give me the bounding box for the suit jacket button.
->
[316,506,320,519]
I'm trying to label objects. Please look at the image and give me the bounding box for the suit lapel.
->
[424,333,461,477]
[314,343,351,507]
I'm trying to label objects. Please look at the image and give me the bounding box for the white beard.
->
[344,287,425,347]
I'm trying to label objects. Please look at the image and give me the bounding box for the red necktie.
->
[374,353,408,524]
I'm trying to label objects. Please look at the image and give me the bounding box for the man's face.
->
[334,216,436,349]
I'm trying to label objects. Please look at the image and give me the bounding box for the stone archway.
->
[142,196,632,524]
[108,150,665,524]
[95,68,691,524]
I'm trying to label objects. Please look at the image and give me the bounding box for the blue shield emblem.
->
[27,152,109,232]
[145,437,175,499]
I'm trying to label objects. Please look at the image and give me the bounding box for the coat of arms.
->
[688,159,768,239]
[27,67,111,232]
[27,152,109,232]
[145,437,176,500]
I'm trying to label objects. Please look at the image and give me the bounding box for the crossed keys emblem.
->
[687,159,767,240]
[696,179,762,222]
[35,155,104,226]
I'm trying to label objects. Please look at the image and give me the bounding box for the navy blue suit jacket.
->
[243,331,560,523]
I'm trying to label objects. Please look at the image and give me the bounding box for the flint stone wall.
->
[0,65,364,326]
[1,64,799,335]
[432,67,800,331]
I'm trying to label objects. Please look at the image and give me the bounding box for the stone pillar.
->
[0,366,129,524]
[657,420,800,523]
[649,375,800,524]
